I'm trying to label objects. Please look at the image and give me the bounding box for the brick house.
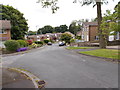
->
[77,21,119,42]
[0,20,11,41]
[81,22,98,42]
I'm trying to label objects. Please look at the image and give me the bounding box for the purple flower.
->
[17,47,28,52]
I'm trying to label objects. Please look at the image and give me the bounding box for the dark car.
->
[59,42,65,46]
[47,42,52,45]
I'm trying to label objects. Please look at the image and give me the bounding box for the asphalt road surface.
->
[2,44,118,88]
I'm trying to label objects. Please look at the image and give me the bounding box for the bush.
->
[30,43,37,48]
[34,41,44,45]
[26,40,33,45]
[4,40,20,52]
[44,39,50,44]
[60,33,72,44]
[17,40,28,47]
[70,39,75,43]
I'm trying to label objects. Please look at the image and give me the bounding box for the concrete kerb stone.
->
[8,68,46,89]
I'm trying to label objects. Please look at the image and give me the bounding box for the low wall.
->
[107,40,120,46]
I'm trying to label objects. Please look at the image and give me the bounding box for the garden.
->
[1,39,50,54]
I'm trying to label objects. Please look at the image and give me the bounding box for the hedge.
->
[43,39,50,44]
[4,40,20,52]
[34,41,44,45]
[17,40,28,47]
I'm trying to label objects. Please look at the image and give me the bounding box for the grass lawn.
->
[66,46,94,50]
[80,49,120,60]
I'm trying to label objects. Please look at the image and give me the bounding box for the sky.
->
[0,0,119,31]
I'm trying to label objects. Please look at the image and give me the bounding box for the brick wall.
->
[89,25,98,41]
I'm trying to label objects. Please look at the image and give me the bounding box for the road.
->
[2,44,118,88]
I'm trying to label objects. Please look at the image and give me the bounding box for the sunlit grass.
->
[80,49,120,60]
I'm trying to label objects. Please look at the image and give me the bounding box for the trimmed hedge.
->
[44,39,50,44]
[4,40,20,52]
[34,41,44,45]
[17,40,28,47]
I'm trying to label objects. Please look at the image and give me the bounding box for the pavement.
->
[106,46,119,50]
[2,44,118,88]
[1,68,35,88]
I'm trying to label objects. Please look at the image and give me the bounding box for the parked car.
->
[47,42,52,45]
[59,41,65,46]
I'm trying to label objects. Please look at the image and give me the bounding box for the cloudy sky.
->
[0,0,119,31]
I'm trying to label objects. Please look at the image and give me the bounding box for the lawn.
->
[80,49,120,60]
[66,46,94,50]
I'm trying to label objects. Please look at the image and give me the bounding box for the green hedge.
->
[34,41,44,45]
[17,40,28,47]
[4,40,20,52]
[44,39,50,44]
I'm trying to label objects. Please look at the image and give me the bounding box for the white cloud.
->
[0,0,119,31]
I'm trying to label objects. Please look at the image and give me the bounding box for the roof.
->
[83,22,98,26]
[0,20,11,29]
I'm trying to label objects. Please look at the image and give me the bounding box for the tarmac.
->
[0,45,119,89]
[1,68,35,89]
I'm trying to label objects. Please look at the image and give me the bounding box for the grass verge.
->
[66,46,94,50]
[79,49,120,60]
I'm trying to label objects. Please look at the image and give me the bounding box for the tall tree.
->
[69,20,81,36]
[37,0,115,48]
[0,5,28,40]
[54,24,68,33]
[101,2,120,41]
[38,25,54,34]
[59,25,68,33]
[27,31,37,35]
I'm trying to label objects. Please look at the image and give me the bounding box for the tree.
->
[69,20,81,36]
[59,25,68,33]
[101,2,120,41]
[54,24,68,33]
[54,26,61,33]
[60,33,72,44]
[37,0,115,48]
[0,5,28,40]
[27,31,37,35]
[38,25,54,34]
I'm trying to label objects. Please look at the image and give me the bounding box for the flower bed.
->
[17,47,28,52]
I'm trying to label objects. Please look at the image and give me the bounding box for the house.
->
[80,22,98,42]
[0,20,11,41]
[27,33,62,41]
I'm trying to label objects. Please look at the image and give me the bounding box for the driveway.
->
[2,44,118,88]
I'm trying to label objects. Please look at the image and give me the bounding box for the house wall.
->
[82,25,89,41]
[0,29,11,41]
[89,25,98,41]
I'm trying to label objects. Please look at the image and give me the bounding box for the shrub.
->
[26,40,33,45]
[70,39,75,43]
[31,43,38,48]
[4,40,20,52]
[17,40,28,47]
[60,33,72,44]
[43,39,50,44]
[34,41,44,45]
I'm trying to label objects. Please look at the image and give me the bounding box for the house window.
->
[0,29,7,34]
[95,36,99,40]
